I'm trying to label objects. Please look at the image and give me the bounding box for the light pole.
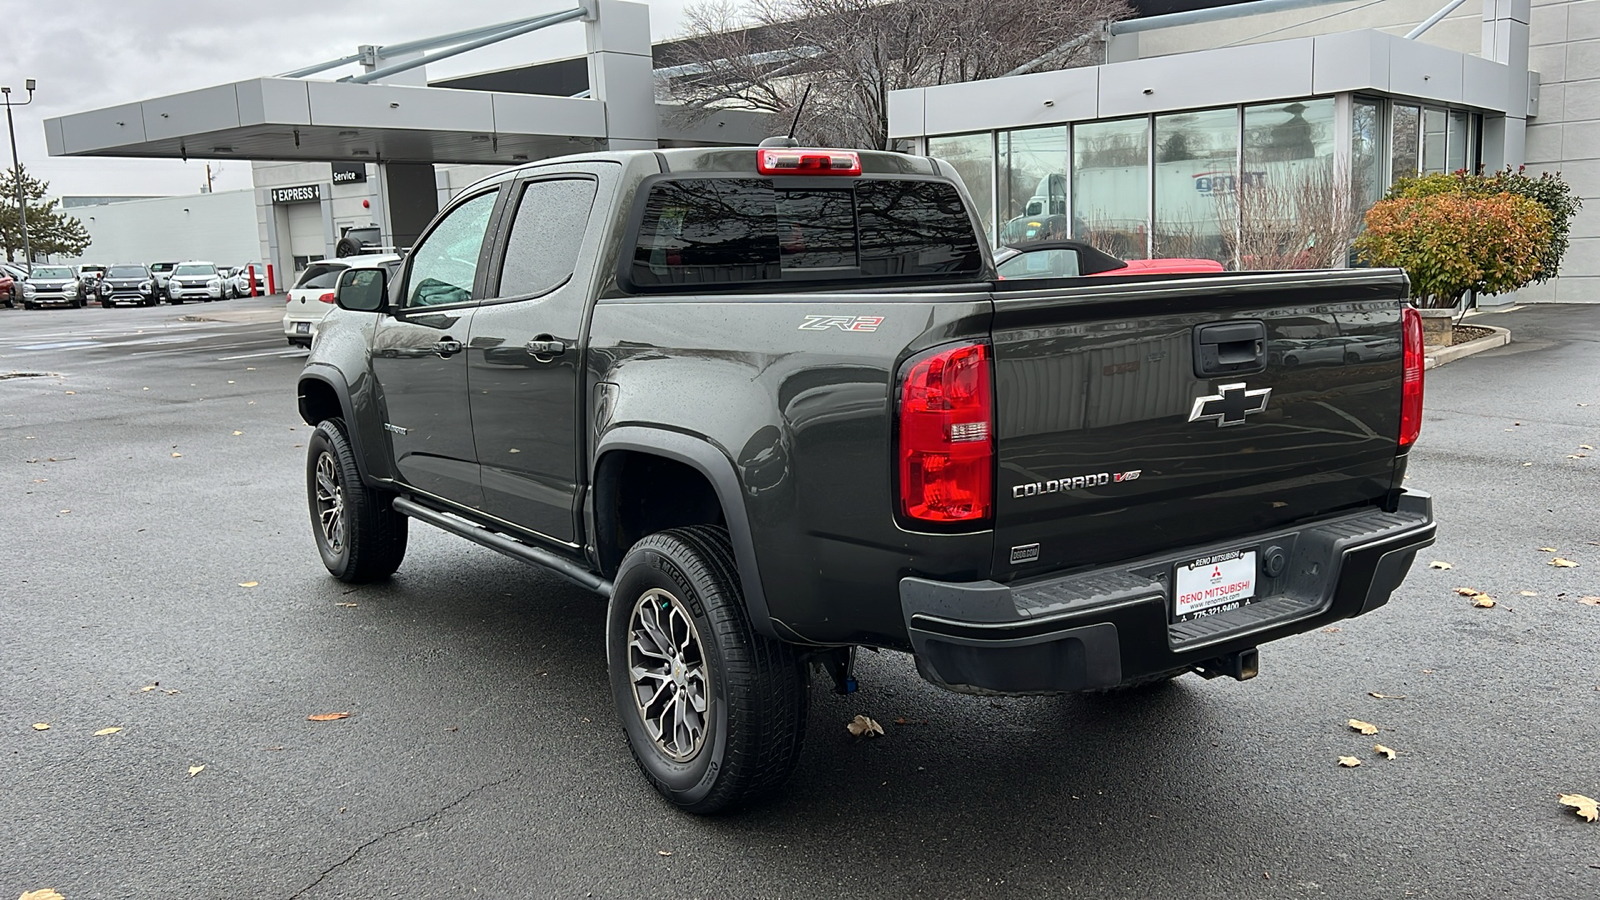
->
[2,79,36,274]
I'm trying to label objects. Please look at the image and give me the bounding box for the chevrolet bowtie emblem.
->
[1189,383,1272,427]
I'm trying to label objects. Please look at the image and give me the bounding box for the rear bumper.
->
[899,490,1435,695]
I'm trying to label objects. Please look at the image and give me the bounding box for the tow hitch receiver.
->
[1196,647,1259,681]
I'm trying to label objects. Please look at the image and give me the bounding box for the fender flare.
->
[594,426,777,641]
[298,364,390,487]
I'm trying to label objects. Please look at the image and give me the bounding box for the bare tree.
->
[660,0,1133,150]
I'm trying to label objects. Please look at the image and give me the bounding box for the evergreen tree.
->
[0,165,92,262]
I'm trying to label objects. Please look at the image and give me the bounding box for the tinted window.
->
[174,265,214,277]
[150,263,175,273]
[405,190,498,308]
[497,178,597,297]
[294,263,347,289]
[628,178,981,290]
[109,266,146,278]
[33,267,73,278]
[996,248,1082,279]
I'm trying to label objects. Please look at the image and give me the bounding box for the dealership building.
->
[46,0,1599,302]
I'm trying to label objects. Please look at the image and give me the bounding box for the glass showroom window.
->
[1073,117,1149,259]
[928,133,996,246]
[1154,107,1238,265]
[1447,109,1470,173]
[1352,97,1385,214]
[1238,98,1338,269]
[998,126,1070,245]
[1391,104,1421,181]
[1422,108,1448,174]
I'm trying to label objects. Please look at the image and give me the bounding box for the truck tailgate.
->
[989,270,1410,581]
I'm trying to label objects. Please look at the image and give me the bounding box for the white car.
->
[284,255,400,347]
[166,261,227,303]
[230,262,268,297]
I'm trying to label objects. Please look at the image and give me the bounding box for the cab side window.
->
[496,178,598,298]
[404,190,499,308]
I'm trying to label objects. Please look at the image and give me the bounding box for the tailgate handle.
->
[1193,320,1266,377]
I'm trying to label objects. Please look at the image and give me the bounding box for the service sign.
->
[331,163,368,185]
[271,184,321,204]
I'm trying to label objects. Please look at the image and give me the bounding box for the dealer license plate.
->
[1173,548,1258,622]
[296,322,311,334]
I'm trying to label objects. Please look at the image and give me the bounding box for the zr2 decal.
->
[799,315,883,332]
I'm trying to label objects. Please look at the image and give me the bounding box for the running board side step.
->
[390,496,613,597]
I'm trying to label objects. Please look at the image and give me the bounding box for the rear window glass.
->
[109,266,145,278]
[628,178,981,290]
[294,264,347,289]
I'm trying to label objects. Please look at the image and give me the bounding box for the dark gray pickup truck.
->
[297,145,1434,813]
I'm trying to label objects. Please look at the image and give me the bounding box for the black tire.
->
[169,298,183,305]
[306,418,407,583]
[23,302,37,310]
[1283,355,1299,367]
[607,525,808,814]
[335,237,362,258]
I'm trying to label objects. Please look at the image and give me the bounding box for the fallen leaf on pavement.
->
[1455,587,1482,596]
[1558,793,1599,822]
[1473,595,1496,608]
[1520,591,1538,596]
[140,685,156,692]
[32,723,49,731]
[1522,462,1533,466]
[63,391,75,395]
[188,765,205,778]
[1567,454,1587,459]
[1551,558,1580,568]
[19,890,66,900]
[1338,756,1362,768]
[1583,445,1595,451]
[1374,744,1397,760]
[657,850,673,857]
[847,715,884,737]
[308,712,351,722]
[1428,561,1452,570]
[1348,719,1379,735]
[1321,627,1341,633]
[93,727,122,736]
[1579,597,1600,606]
[1539,547,1559,552]
[1368,692,1407,700]
[335,602,358,608]
[171,452,182,458]
[238,581,259,588]
[232,431,242,436]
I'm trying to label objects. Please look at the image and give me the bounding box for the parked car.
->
[297,145,1433,814]
[0,268,12,308]
[21,265,82,309]
[231,262,268,297]
[148,261,179,301]
[285,257,400,347]
[993,240,1227,279]
[76,264,108,302]
[97,264,157,307]
[335,226,391,258]
[165,261,226,303]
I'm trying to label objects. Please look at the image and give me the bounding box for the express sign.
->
[271,184,321,204]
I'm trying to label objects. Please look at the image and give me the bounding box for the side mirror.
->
[336,268,388,313]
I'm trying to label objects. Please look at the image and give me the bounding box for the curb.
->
[1424,325,1511,369]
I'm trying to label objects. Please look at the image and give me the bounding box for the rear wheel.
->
[607,526,808,814]
[306,418,407,583]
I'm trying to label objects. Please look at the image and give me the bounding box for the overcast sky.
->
[3,0,692,199]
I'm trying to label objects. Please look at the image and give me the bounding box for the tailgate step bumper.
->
[899,491,1435,695]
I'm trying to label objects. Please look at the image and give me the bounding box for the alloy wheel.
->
[313,451,346,554]
[628,588,712,761]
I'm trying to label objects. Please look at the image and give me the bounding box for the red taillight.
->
[318,292,336,304]
[757,148,861,176]
[1400,306,1424,448]
[897,342,993,525]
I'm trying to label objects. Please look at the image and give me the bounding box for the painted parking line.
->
[13,340,99,351]
[216,348,309,361]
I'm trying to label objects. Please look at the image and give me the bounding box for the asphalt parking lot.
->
[3,300,1598,899]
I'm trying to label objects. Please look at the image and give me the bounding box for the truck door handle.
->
[433,339,464,358]
[525,336,566,361]
[1193,320,1266,377]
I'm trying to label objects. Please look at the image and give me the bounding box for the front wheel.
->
[306,418,407,582]
[607,526,808,814]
